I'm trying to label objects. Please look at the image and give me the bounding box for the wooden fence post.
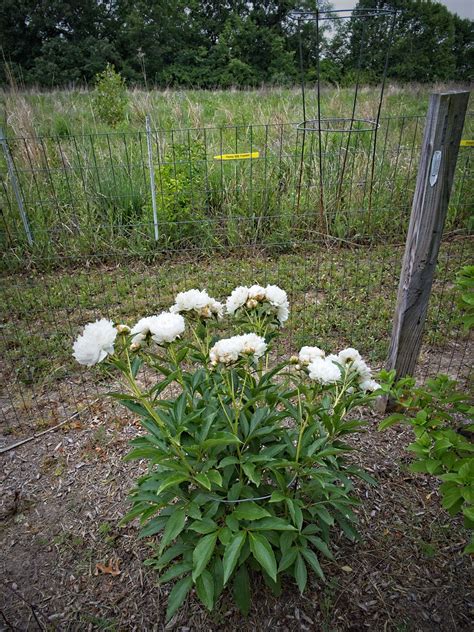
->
[384,90,470,391]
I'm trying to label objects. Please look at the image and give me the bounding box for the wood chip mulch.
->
[1,400,472,631]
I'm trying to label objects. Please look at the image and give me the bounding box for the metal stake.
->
[145,115,159,241]
[0,127,33,245]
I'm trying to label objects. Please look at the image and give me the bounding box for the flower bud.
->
[198,306,212,318]
[289,355,299,364]
[130,342,141,352]
[246,298,258,309]
[116,324,131,334]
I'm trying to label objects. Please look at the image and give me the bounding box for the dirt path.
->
[1,399,472,631]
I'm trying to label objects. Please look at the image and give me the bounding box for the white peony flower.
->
[73,319,117,366]
[359,379,381,392]
[130,316,154,345]
[308,357,341,384]
[240,333,267,359]
[277,303,289,324]
[170,289,210,313]
[265,285,289,323]
[148,312,185,343]
[225,286,250,315]
[170,288,222,318]
[209,299,224,319]
[248,285,266,301]
[131,313,185,345]
[299,346,325,365]
[353,358,372,381]
[210,337,242,365]
[226,283,289,325]
[338,347,362,365]
[210,333,267,365]
[265,284,288,307]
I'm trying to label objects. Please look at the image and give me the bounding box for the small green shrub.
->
[93,64,128,127]
[455,265,474,330]
[380,374,474,554]
[150,140,214,247]
[73,285,387,619]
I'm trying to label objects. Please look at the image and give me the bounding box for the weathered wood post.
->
[383,91,470,398]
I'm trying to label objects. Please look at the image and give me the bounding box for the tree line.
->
[1,0,472,88]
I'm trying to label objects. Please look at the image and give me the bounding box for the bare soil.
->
[1,392,472,631]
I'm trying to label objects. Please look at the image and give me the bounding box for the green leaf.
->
[201,432,242,449]
[233,502,271,521]
[223,531,247,585]
[155,542,190,569]
[196,570,214,611]
[316,505,334,526]
[462,505,474,522]
[156,473,189,496]
[269,490,286,503]
[301,548,325,581]
[123,446,163,461]
[188,518,218,534]
[233,564,251,615]
[192,532,218,581]
[131,356,142,378]
[207,470,223,487]
[159,507,186,552]
[286,498,303,531]
[166,575,193,622]
[294,553,307,593]
[194,473,211,490]
[378,413,405,431]
[441,484,463,510]
[159,561,193,583]
[306,535,334,561]
[139,516,167,538]
[248,517,297,531]
[242,462,261,486]
[249,532,277,582]
[278,546,298,572]
[220,456,239,468]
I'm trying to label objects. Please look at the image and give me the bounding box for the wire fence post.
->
[0,126,33,245]
[145,115,159,241]
[384,90,470,396]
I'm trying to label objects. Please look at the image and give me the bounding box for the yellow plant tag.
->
[213,151,260,161]
[460,140,474,147]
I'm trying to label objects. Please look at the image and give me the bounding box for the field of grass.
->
[1,83,470,135]
[1,84,472,268]
[1,237,471,432]
[0,83,472,429]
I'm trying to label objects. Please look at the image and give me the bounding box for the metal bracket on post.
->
[380,90,470,412]
[0,126,33,246]
[145,115,159,242]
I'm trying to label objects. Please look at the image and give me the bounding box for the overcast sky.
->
[334,1,474,20]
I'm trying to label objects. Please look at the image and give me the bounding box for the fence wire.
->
[0,114,472,437]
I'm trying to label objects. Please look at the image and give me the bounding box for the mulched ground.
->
[1,392,472,632]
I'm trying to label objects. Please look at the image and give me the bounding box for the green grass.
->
[1,240,470,399]
[1,84,471,269]
[0,85,471,427]
[1,84,468,135]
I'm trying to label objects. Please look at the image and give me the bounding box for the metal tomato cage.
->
[292,7,397,231]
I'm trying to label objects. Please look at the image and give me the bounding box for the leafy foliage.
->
[455,265,474,331]
[93,63,128,127]
[1,0,471,87]
[94,289,386,618]
[379,374,474,554]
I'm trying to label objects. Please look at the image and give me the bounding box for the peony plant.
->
[73,284,386,620]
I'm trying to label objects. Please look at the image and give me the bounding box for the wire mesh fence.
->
[0,113,472,437]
